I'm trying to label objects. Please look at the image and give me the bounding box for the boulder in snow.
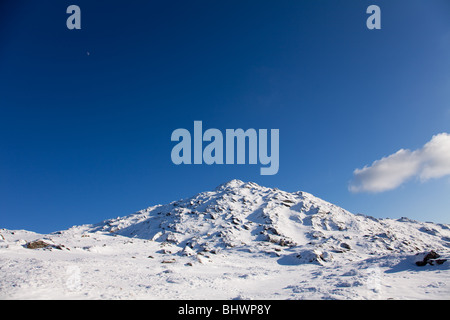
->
[26,240,52,249]
[181,246,196,256]
[278,248,333,266]
[415,251,447,266]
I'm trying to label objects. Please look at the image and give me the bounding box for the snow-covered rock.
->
[414,251,448,266]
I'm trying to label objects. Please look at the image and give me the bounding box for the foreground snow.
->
[1,180,449,300]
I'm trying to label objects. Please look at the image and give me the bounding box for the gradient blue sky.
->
[1,0,450,233]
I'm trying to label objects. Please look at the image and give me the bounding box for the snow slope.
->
[1,180,449,299]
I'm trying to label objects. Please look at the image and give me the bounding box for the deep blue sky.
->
[1,0,450,233]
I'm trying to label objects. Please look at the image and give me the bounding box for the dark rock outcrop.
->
[415,251,447,266]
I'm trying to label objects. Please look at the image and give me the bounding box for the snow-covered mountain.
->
[1,180,449,299]
[70,179,450,261]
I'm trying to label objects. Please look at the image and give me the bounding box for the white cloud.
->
[349,133,450,193]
